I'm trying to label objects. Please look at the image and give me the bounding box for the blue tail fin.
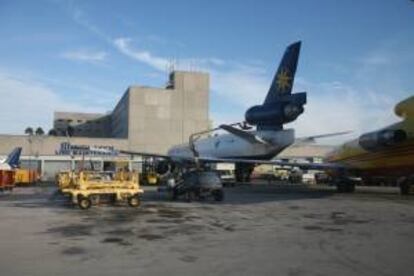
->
[263,41,301,105]
[244,41,306,131]
[4,147,22,168]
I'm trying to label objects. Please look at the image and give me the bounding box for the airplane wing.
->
[120,150,171,159]
[120,149,346,171]
[294,131,352,144]
[195,156,346,170]
[219,124,269,145]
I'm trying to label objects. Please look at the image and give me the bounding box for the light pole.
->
[28,133,33,172]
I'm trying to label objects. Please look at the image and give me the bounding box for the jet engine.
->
[244,92,306,128]
[358,129,407,151]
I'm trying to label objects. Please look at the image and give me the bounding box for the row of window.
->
[56,118,103,125]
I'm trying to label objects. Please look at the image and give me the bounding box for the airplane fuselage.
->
[168,129,295,161]
[326,96,414,177]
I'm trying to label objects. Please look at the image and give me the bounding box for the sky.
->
[0,0,413,144]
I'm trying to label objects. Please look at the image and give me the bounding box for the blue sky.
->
[0,0,413,143]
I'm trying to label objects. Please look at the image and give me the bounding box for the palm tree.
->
[24,127,33,135]
[35,127,44,136]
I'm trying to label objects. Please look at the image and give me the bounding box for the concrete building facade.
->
[126,71,209,153]
[0,71,209,180]
[53,112,112,138]
[51,71,209,154]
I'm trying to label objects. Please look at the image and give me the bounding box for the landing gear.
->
[336,181,355,193]
[335,175,356,193]
[212,189,224,201]
[235,163,254,183]
[398,176,413,195]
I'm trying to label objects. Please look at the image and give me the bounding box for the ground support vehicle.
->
[15,169,39,185]
[59,171,144,209]
[0,170,15,192]
[168,170,224,202]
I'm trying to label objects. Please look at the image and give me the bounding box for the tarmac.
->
[0,183,413,276]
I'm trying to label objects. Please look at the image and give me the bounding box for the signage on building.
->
[56,142,118,156]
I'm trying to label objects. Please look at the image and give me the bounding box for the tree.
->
[66,126,75,137]
[48,129,57,136]
[24,127,33,135]
[35,127,44,136]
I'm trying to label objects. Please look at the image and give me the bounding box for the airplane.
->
[122,41,341,182]
[116,41,412,195]
[227,95,414,194]
[0,147,22,170]
[319,95,414,194]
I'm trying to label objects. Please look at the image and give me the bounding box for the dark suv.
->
[172,170,224,202]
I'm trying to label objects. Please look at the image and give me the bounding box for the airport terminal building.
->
[0,71,210,180]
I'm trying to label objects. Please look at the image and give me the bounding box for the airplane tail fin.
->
[263,41,301,104]
[4,147,22,169]
[244,41,306,130]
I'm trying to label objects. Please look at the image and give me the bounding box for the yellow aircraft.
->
[322,95,414,194]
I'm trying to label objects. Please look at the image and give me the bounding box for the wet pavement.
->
[0,183,413,276]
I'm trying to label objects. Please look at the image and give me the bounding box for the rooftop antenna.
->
[176,57,180,71]
[166,59,175,89]
[167,59,175,74]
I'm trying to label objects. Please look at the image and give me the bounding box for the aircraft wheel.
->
[336,180,355,193]
[235,164,254,183]
[336,182,348,193]
[128,194,141,207]
[336,182,345,193]
[235,171,243,183]
[78,195,92,210]
[346,182,355,193]
[171,189,178,200]
[186,191,196,202]
[213,189,224,202]
[400,180,410,195]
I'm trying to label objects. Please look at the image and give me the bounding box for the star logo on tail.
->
[276,68,292,92]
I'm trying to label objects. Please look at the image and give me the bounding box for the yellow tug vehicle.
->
[58,170,143,210]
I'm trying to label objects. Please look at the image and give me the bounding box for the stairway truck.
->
[61,171,144,209]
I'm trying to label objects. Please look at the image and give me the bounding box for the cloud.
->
[210,69,268,107]
[359,55,391,66]
[114,38,169,71]
[209,78,402,145]
[113,37,268,106]
[113,37,226,73]
[68,4,111,42]
[287,79,401,144]
[111,37,403,145]
[61,49,108,62]
[0,70,104,134]
[60,5,408,145]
